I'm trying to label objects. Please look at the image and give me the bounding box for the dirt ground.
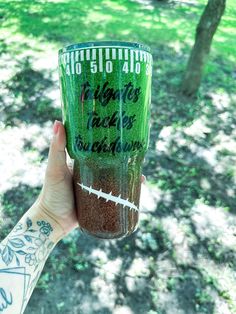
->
[1,1,236,313]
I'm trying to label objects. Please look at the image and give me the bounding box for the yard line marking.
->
[143,51,147,62]
[99,48,103,72]
[86,49,90,61]
[92,48,96,60]
[124,49,128,60]
[75,50,79,62]
[130,50,134,73]
[70,51,75,74]
[112,48,116,60]
[105,48,110,60]
[61,54,65,64]
[65,52,70,63]
[118,48,123,60]
[80,49,84,61]
[140,51,144,61]
[62,47,152,76]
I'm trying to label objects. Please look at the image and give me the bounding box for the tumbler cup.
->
[58,41,152,239]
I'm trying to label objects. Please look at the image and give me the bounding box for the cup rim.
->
[58,41,151,54]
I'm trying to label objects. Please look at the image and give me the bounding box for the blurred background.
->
[0,0,236,313]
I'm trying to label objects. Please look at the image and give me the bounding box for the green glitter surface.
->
[59,41,152,163]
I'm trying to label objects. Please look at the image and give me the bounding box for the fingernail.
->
[53,120,60,135]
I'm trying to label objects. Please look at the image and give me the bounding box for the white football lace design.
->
[78,182,138,212]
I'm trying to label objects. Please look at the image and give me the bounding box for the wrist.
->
[27,202,66,244]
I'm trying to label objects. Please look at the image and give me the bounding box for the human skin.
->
[0,121,77,313]
[0,121,145,313]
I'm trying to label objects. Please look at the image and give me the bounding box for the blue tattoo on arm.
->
[0,217,54,313]
[0,218,54,270]
[0,288,13,311]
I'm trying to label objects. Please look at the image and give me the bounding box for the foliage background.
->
[0,0,236,313]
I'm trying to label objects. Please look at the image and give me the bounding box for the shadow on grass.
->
[0,183,41,238]
[0,49,235,313]
[144,146,236,217]
[0,0,203,46]
[1,57,60,127]
[0,0,236,312]
[23,138,49,162]
[2,129,235,311]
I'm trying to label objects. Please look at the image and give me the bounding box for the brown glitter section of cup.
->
[73,158,140,239]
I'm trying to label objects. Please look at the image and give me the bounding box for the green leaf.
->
[9,238,24,248]
[2,245,14,265]
[16,255,20,266]
[16,250,27,255]
[24,235,33,242]
[26,218,32,228]
[47,242,54,250]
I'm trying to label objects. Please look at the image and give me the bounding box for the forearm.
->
[0,203,65,314]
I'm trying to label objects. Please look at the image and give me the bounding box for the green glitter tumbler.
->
[58,41,152,239]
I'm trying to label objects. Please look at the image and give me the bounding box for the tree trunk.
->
[181,0,226,97]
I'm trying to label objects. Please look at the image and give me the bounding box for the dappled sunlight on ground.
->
[0,123,50,193]
[0,0,236,313]
[192,202,236,250]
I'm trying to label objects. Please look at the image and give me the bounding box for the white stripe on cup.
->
[118,49,122,60]
[99,48,103,72]
[143,52,147,62]
[92,49,96,60]
[86,49,90,61]
[130,50,134,73]
[75,50,79,62]
[105,48,110,60]
[140,51,144,61]
[124,49,128,60]
[80,50,84,61]
[62,54,66,64]
[112,48,116,60]
[70,51,75,74]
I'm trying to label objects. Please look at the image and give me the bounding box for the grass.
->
[0,0,235,60]
[0,0,236,313]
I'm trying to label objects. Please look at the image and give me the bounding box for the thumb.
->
[46,120,67,178]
